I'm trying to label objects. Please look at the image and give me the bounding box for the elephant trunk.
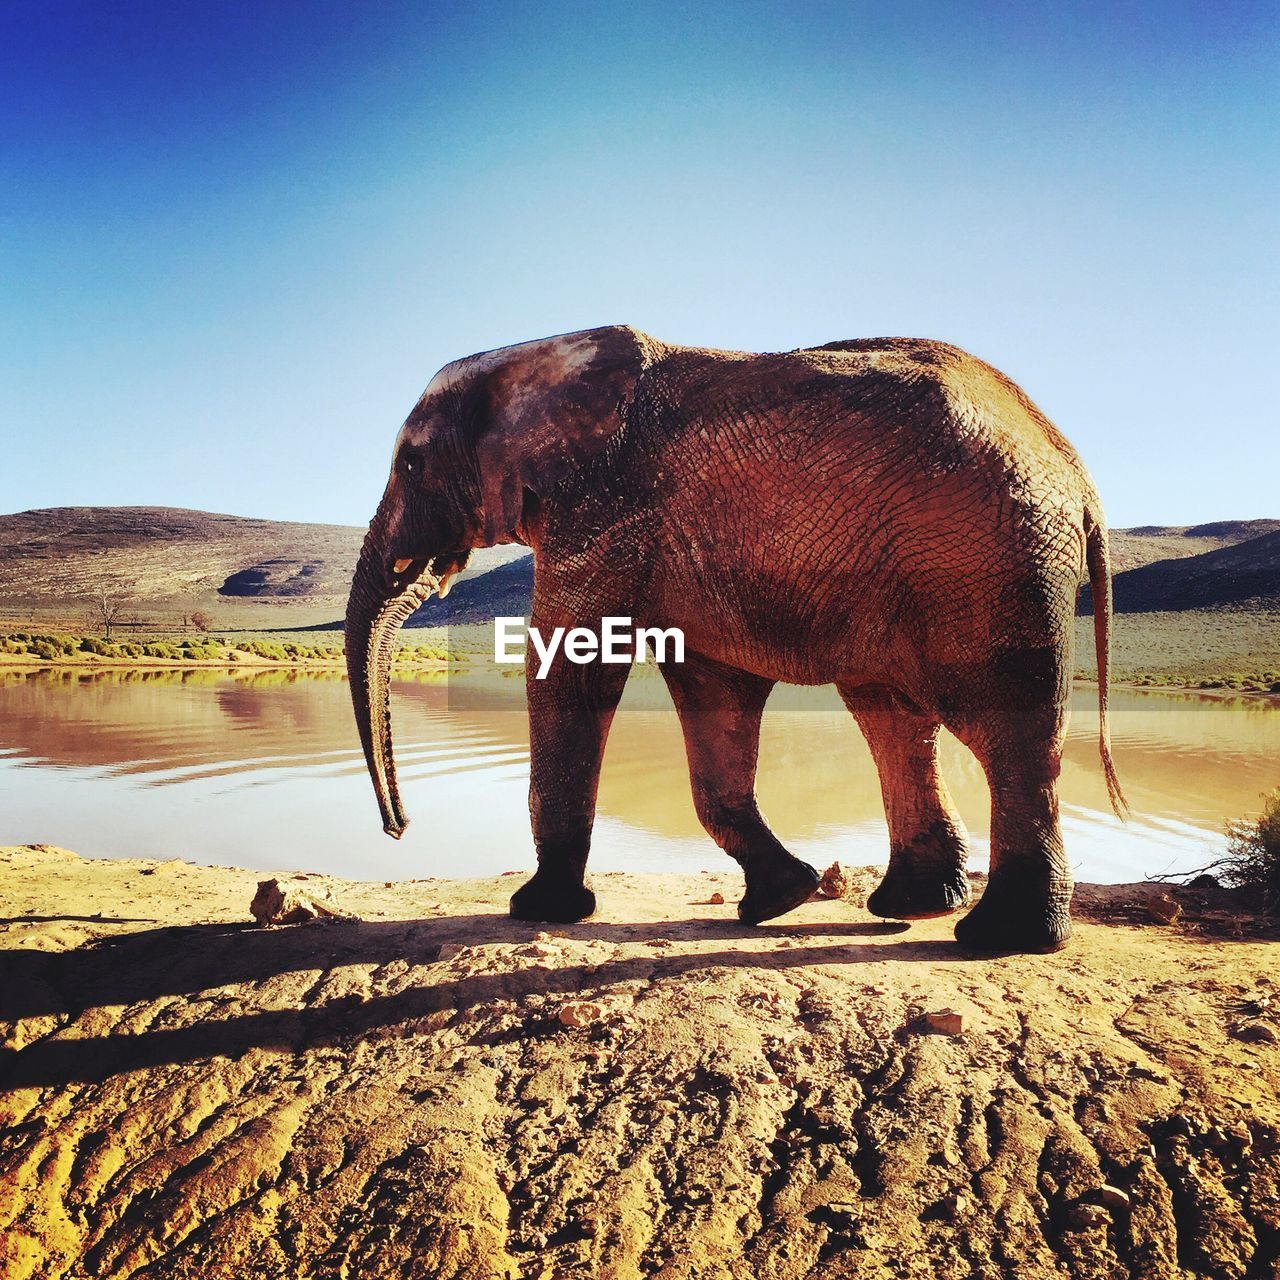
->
[346,524,435,839]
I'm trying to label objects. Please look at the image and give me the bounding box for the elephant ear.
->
[470,325,656,543]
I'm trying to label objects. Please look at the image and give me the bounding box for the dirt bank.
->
[1,845,1278,1280]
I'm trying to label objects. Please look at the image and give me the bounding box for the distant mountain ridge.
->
[1,506,1275,628]
[1108,520,1280,573]
[0,506,525,627]
[1094,528,1280,614]
[404,558,536,628]
[0,507,363,621]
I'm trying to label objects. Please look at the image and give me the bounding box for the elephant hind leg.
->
[840,685,971,920]
[662,654,819,924]
[940,648,1073,954]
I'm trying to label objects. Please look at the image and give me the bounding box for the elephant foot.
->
[738,855,821,925]
[509,873,596,924]
[867,864,971,921]
[953,883,1072,955]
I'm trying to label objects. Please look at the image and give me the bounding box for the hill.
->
[1098,528,1280,614]
[0,507,364,627]
[404,556,536,627]
[3,506,1276,631]
[404,523,1280,626]
[1108,519,1280,572]
[0,507,526,630]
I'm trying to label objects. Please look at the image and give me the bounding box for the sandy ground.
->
[1,846,1278,1280]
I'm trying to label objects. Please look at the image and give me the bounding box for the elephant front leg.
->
[842,691,971,920]
[663,655,819,924]
[509,645,631,924]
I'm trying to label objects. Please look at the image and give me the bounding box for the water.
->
[1,667,1276,885]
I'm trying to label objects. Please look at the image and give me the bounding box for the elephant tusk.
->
[393,558,413,574]
[437,573,454,599]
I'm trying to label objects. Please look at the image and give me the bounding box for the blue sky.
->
[2,0,1276,528]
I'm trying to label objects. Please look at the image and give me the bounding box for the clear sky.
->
[2,1,1276,529]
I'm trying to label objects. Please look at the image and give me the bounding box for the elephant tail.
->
[1085,516,1130,819]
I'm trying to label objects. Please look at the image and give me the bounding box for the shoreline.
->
[1075,676,1280,703]
[4,652,1279,700]
[0,653,455,673]
[2,844,1278,1279]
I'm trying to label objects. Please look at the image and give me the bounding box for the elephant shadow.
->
[0,911,966,1089]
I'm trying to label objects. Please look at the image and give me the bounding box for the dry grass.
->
[1073,608,1280,689]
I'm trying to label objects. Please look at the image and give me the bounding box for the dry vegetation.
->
[1072,609,1280,692]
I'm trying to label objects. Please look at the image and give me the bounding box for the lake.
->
[1,667,1276,886]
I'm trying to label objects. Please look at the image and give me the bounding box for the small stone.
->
[1146,893,1182,925]
[1069,1203,1110,1229]
[437,943,466,962]
[1226,1123,1254,1156]
[1098,1184,1131,1210]
[558,1001,605,1029]
[924,1009,966,1035]
[1236,1022,1279,1044]
[708,892,725,905]
[815,862,850,899]
[249,878,347,926]
[938,1192,967,1220]
[141,857,185,876]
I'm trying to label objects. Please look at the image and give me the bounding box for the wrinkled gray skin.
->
[348,326,1125,954]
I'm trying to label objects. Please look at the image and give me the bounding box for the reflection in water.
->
[0,667,1276,884]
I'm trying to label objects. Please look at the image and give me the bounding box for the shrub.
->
[80,637,124,657]
[243,640,289,661]
[1222,789,1280,915]
[143,642,181,660]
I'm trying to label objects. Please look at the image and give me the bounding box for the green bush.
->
[143,642,181,660]
[24,633,79,656]
[241,640,289,661]
[79,637,125,657]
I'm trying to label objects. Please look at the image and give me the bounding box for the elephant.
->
[346,325,1126,954]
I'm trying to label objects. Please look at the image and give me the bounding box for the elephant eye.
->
[401,453,420,476]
